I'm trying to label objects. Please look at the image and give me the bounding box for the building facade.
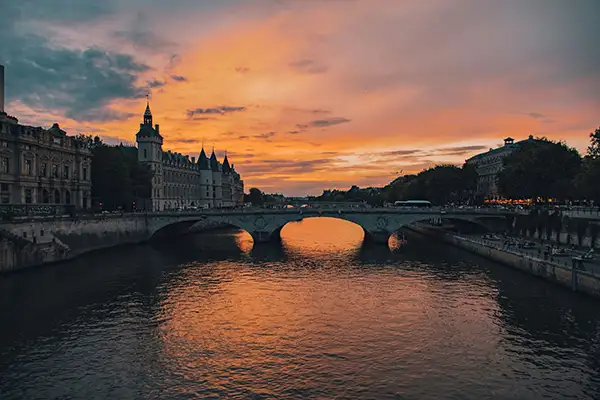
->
[0,65,92,208]
[466,135,534,200]
[135,102,244,211]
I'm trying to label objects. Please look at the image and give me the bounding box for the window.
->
[0,183,9,203]
[63,165,69,179]
[54,189,61,204]
[65,190,71,205]
[25,159,32,175]
[1,141,7,148]
[25,189,32,204]
[40,163,47,177]
[42,189,49,204]
[82,167,88,181]
[144,149,147,159]
[52,164,59,178]
[1,157,9,173]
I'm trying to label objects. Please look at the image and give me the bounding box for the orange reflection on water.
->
[280,217,364,254]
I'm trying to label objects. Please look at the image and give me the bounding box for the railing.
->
[0,204,76,220]
[457,235,600,277]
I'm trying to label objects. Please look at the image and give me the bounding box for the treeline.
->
[244,188,285,206]
[507,210,600,248]
[315,126,600,205]
[76,135,153,211]
[497,127,600,202]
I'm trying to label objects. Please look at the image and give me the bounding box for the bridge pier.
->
[363,230,391,246]
[251,230,280,244]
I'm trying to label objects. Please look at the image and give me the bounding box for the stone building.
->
[0,65,92,208]
[135,102,244,211]
[466,135,535,200]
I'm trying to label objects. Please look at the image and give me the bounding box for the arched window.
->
[144,149,147,159]
[65,190,71,205]
[54,189,61,204]
[42,189,50,204]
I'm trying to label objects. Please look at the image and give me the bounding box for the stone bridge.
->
[0,207,511,271]
[148,207,510,244]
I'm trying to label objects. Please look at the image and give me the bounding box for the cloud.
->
[309,117,351,127]
[147,79,166,88]
[287,130,300,134]
[526,112,545,119]
[112,12,177,52]
[254,132,276,140]
[238,135,250,139]
[186,106,246,117]
[289,59,328,74]
[235,66,250,73]
[170,74,187,82]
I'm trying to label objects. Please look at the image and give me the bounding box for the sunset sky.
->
[1,0,599,195]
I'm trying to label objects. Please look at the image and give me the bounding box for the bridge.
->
[147,207,511,243]
[0,206,515,270]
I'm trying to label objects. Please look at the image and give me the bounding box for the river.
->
[1,218,599,399]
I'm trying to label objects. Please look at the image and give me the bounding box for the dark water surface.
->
[1,218,599,399]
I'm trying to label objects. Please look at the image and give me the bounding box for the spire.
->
[210,147,219,170]
[143,95,152,126]
[222,151,231,173]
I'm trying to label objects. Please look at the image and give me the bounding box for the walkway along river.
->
[1,218,599,399]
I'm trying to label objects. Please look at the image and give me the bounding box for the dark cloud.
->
[289,59,328,74]
[254,132,276,140]
[429,145,488,156]
[170,74,187,82]
[287,130,300,134]
[73,109,136,123]
[238,135,250,139]
[147,79,166,88]
[296,124,309,129]
[187,106,246,117]
[526,112,545,119]
[171,138,200,144]
[112,12,177,52]
[235,66,250,73]
[0,1,150,122]
[309,117,351,127]
[242,158,333,174]
[378,149,421,157]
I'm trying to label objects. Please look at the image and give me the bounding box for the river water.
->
[1,218,599,399]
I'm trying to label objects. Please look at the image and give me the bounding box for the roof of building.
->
[222,153,231,173]
[198,147,210,170]
[210,149,219,170]
[466,135,535,162]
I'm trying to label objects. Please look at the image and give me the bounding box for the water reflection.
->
[0,218,599,399]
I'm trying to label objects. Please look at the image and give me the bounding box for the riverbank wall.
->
[408,225,600,299]
[0,216,229,273]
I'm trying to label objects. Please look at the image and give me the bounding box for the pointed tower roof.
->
[144,100,152,117]
[210,149,219,170]
[222,152,231,173]
[198,146,210,169]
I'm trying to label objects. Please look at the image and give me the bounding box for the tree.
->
[246,188,264,206]
[497,138,581,201]
[587,126,600,159]
[91,144,153,211]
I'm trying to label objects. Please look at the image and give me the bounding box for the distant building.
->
[135,102,244,211]
[0,65,92,208]
[466,135,535,200]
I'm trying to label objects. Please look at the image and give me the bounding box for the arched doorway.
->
[54,189,61,204]
[42,189,50,204]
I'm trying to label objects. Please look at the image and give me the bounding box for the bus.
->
[394,200,433,208]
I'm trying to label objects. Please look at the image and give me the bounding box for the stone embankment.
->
[409,225,600,299]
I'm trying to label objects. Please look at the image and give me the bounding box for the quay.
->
[409,224,600,299]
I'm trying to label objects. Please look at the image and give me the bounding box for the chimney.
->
[0,65,4,113]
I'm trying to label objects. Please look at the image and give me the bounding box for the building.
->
[135,102,244,211]
[466,135,535,200]
[0,65,92,208]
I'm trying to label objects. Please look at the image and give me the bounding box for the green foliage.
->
[497,138,581,201]
[587,126,600,159]
[90,141,152,211]
[245,188,265,206]
[386,164,476,205]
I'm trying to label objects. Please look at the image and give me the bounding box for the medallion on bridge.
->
[254,217,266,229]
[376,216,389,229]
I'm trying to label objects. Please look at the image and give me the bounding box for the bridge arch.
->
[145,209,509,247]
